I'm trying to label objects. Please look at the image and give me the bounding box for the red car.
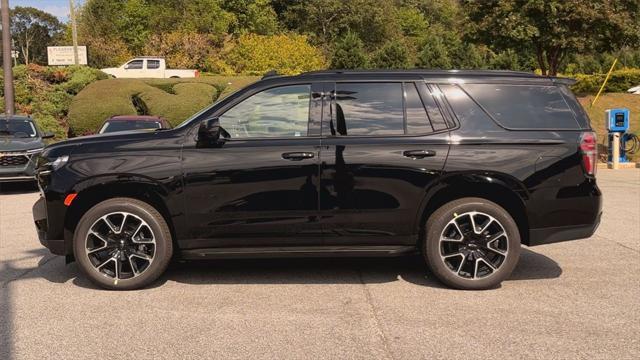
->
[98,115,171,134]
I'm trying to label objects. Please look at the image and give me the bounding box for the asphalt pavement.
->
[1,169,639,359]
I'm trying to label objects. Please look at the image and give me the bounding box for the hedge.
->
[1,64,108,140]
[571,68,640,95]
[68,76,257,135]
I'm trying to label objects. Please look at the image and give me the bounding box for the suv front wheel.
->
[424,197,521,290]
[73,197,173,290]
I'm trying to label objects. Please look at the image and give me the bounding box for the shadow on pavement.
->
[14,247,562,292]
[0,181,38,194]
[0,247,562,359]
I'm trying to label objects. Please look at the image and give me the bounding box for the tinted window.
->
[0,119,37,138]
[220,85,310,138]
[100,120,161,133]
[558,85,590,129]
[333,83,404,136]
[463,84,580,129]
[404,83,432,134]
[423,84,448,130]
[147,60,160,69]
[126,60,143,69]
[440,84,497,132]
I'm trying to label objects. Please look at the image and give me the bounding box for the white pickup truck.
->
[101,57,199,78]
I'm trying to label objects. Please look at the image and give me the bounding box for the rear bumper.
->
[528,211,602,246]
[32,196,66,255]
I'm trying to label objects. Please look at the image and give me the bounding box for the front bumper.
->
[0,152,37,182]
[32,196,66,255]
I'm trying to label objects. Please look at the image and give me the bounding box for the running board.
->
[180,245,417,260]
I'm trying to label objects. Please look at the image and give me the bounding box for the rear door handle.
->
[403,150,436,159]
[282,152,315,161]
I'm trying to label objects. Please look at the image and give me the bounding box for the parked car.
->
[32,70,601,290]
[628,85,640,94]
[0,115,53,183]
[99,115,171,134]
[100,57,199,79]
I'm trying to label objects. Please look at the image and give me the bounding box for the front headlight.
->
[48,155,69,170]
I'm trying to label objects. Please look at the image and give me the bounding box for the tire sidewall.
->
[73,198,172,290]
[424,198,521,290]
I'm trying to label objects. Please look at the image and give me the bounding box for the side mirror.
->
[197,117,229,148]
[41,132,55,139]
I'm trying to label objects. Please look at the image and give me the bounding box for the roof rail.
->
[298,69,539,77]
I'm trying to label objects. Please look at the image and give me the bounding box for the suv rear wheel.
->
[424,197,520,290]
[73,197,173,290]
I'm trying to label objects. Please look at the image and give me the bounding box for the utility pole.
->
[69,0,78,65]
[1,0,15,115]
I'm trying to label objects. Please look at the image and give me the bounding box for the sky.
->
[9,0,85,21]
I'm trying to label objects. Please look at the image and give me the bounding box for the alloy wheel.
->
[85,212,156,280]
[439,211,508,280]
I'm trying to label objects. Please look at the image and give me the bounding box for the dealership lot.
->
[1,169,638,360]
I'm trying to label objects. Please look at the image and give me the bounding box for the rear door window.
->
[329,82,447,136]
[462,84,580,129]
[333,83,404,136]
[147,60,161,69]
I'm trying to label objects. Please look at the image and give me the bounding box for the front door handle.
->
[403,150,436,159]
[282,152,315,161]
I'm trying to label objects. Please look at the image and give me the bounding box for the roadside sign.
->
[11,50,18,58]
[47,46,88,65]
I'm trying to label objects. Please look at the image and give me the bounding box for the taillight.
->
[195,70,200,78]
[579,132,597,176]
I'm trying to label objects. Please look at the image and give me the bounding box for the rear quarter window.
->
[462,84,581,130]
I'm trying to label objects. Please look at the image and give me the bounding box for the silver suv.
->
[0,115,53,182]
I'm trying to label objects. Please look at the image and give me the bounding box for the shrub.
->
[1,65,105,140]
[68,76,258,134]
[62,66,109,95]
[80,36,132,69]
[372,41,410,69]
[144,31,216,70]
[330,32,368,69]
[417,36,451,69]
[225,33,325,75]
[572,68,640,95]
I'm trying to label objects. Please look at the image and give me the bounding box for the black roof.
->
[299,69,538,77]
[260,69,574,85]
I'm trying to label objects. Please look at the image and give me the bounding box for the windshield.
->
[0,119,37,138]
[100,120,162,134]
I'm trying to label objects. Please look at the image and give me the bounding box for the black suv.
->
[32,70,601,290]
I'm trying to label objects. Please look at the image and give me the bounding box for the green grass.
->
[578,93,640,161]
[68,76,258,135]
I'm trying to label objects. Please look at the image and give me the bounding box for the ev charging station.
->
[605,108,639,167]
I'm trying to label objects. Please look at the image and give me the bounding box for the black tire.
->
[73,197,173,290]
[423,197,521,290]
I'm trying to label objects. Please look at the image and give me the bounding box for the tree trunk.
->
[535,44,548,75]
[546,47,562,76]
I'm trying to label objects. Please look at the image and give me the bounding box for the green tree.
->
[490,49,522,70]
[373,41,410,69]
[417,36,451,69]
[330,31,368,69]
[222,0,280,35]
[463,0,640,75]
[283,0,399,48]
[451,43,487,69]
[9,7,63,65]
